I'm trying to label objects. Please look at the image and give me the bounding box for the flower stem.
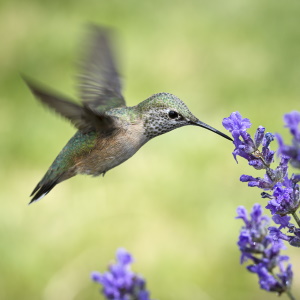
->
[291,211,300,228]
[286,289,296,300]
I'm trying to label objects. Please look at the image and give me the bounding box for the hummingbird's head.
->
[138,93,232,140]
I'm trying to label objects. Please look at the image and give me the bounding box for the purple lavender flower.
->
[222,112,274,169]
[236,205,293,295]
[269,224,300,247]
[240,174,274,189]
[91,248,151,300]
[272,215,291,229]
[265,182,299,215]
[284,111,300,141]
[268,227,290,242]
[248,263,293,293]
[222,111,251,133]
[262,133,275,165]
[276,111,300,168]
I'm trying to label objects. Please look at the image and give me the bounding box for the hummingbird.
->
[24,25,232,204]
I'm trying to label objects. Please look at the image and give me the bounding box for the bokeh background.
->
[1,0,300,299]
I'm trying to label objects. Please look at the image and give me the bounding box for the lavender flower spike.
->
[236,204,293,296]
[91,248,151,300]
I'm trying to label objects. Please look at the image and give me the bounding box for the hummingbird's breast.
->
[75,120,148,176]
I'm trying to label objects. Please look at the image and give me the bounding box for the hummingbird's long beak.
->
[191,120,233,141]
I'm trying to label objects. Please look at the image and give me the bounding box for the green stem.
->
[291,211,300,228]
[286,289,296,300]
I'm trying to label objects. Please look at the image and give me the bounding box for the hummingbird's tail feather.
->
[29,177,61,204]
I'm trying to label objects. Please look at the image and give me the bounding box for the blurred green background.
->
[1,0,300,299]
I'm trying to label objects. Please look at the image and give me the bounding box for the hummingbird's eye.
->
[168,110,178,119]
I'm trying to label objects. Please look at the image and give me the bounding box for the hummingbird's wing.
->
[23,77,117,134]
[78,26,126,112]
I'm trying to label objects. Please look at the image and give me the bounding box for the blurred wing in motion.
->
[78,25,126,112]
[23,76,117,134]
